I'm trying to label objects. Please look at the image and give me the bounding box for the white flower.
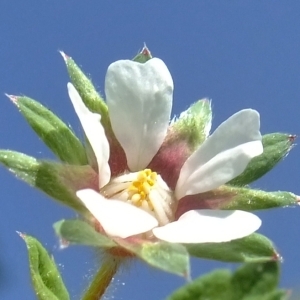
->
[67,57,263,244]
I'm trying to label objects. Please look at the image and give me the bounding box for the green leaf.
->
[185,233,279,263]
[9,95,88,165]
[230,262,279,299]
[172,99,212,150]
[21,234,69,300]
[132,45,152,63]
[257,290,289,300]
[54,219,116,248]
[116,239,190,278]
[167,270,231,300]
[0,150,99,213]
[168,262,285,300]
[61,52,110,129]
[229,133,295,186]
[220,186,298,211]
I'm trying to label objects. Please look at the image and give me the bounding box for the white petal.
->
[77,189,158,238]
[176,109,262,198]
[105,58,173,171]
[67,83,110,188]
[152,209,261,243]
[177,141,263,198]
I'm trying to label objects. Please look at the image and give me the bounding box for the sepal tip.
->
[5,93,18,104]
[59,50,69,62]
[16,231,28,240]
[272,251,283,262]
[288,134,297,143]
[141,43,152,57]
[132,44,153,63]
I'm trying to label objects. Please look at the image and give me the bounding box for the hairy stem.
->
[82,255,122,300]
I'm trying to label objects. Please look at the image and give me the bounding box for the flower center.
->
[127,169,157,208]
[100,169,176,225]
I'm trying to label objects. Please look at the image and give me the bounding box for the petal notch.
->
[105,58,173,171]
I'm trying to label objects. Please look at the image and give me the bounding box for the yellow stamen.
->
[126,169,157,209]
[100,168,175,226]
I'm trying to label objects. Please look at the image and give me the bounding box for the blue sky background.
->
[1,1,300,299]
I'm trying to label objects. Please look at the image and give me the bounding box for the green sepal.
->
[21,234,69,300]
[9,95,87,165]
[185,233,279,263]
[84,135,98,171]
[54,219,116,248]
[132,45,152,63]
[229,133,295,186]
[116,239,190,278]
[172,99,212,150]
[60,52,110,129]
[0,150,99,213]
[220,186,298,211]
[167,261,285,300]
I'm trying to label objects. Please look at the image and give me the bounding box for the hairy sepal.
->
[0,150,99,213]
[54,219,116,248]
[116,238,190,278]
[185,233,279,263]
[10,95,87,165]
[220,186,298,211]
[229,133,295,186]
[61,52,110,129]
[171,99,212,150]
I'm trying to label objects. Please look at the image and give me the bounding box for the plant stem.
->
[82,255,122,300]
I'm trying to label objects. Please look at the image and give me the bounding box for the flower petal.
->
[176,109,263,198]
[152,209,261,243]
[105,58,173,171]
[178,141,263,198]
[67,83,110,188]
[76,189,158,238]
